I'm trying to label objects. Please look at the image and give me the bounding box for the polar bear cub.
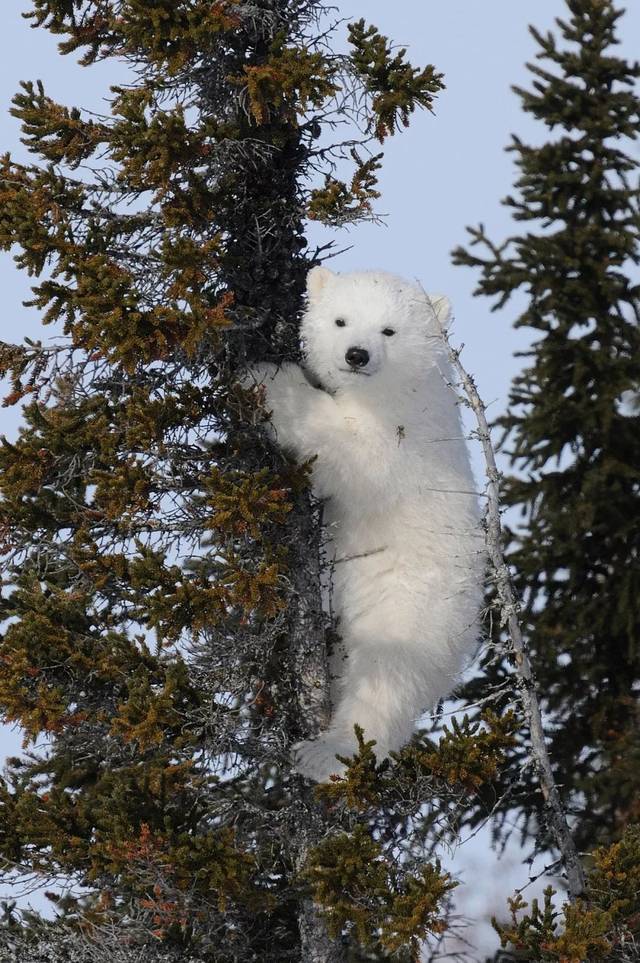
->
[249,268,484,782]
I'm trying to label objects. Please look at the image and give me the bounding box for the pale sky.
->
[1,1,639,956]
[3,1,640,419]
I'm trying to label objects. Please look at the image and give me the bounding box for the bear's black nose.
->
[345,347,370,368]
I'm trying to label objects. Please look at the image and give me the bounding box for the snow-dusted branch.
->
[431,301,586,900]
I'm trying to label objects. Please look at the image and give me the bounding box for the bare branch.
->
[426,293,586,900]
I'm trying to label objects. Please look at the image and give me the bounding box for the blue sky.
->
[1,0,640,953]
[2,0,640,418]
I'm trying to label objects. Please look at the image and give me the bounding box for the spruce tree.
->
[0,2,520,960]
[454,0,640,852]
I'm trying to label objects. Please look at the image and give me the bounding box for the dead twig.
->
[427,293,586,900]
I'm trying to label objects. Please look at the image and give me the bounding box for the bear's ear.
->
[429,294,453,330]
[306,266,335,300]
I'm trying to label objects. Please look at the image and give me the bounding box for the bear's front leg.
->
[244,362,343,465]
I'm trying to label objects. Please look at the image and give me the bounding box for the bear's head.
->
[301,268,451,393]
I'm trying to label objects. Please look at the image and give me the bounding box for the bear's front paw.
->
[241,363,310,401]
[292,732,357,783]
[240,362,279,391]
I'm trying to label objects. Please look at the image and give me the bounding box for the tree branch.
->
[427,294,586,900]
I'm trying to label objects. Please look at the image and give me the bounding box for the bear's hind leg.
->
[293,641,429,782]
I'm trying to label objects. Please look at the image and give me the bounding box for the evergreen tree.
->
[454,0,640,853]
[0,2,519,960]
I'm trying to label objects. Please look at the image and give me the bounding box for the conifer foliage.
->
[0,2,499,960]
[454,0,640,851]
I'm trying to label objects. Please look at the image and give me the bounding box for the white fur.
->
[248,269,484,781]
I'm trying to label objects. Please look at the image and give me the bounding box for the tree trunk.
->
[290,495,346,960]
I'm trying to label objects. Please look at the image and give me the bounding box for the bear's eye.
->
[335,318,346,328]
[382,327,396,337]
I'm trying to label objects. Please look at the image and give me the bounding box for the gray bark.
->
[298,898,347,963]
[290,493,346,962]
